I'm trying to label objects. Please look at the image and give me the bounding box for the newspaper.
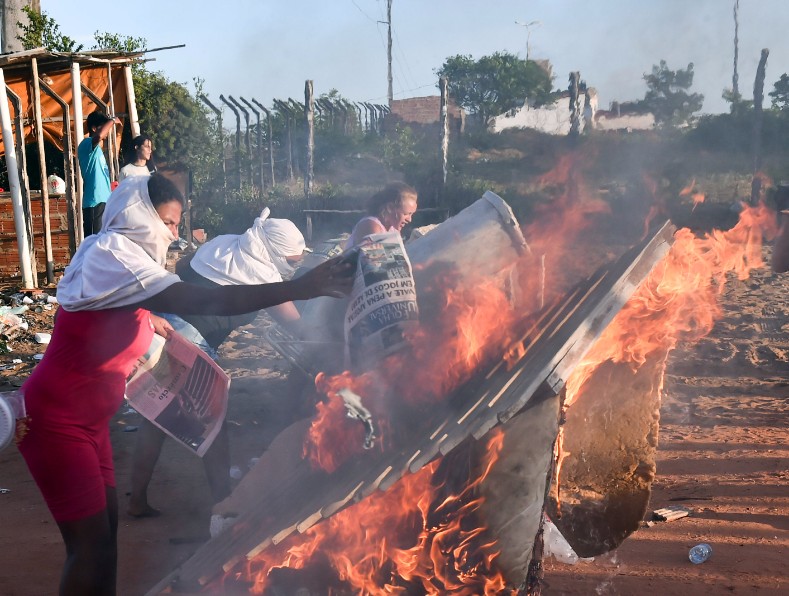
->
[344,230,419,369]
[125,331,230,457]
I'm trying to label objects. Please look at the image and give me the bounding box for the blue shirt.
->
[77,137,111,208]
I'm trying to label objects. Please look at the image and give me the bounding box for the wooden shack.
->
[0,47,142,285]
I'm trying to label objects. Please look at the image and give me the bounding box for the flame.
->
[305,276,517,473]
[554,202,777,501]
[219,153,780,592]
[220,431,511,594]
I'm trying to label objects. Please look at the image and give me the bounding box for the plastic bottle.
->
[688,543,712,564]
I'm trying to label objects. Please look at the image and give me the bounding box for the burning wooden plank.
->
[146,206,675,594]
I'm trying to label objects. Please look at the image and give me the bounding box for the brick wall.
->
[0,193,74,282]
[385,96,465,133]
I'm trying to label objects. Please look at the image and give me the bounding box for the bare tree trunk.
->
[751,48,769,205]
[732,0,740,98]
[568,71,581,138]
[439,76,449,193]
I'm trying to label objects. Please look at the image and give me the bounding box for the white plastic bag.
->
[47,174,66,194]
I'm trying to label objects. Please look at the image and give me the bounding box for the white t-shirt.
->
[119,163,151,181]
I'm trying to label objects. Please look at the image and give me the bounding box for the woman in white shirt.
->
[119,134,153,180]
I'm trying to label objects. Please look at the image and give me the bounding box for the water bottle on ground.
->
[688,543,712,564]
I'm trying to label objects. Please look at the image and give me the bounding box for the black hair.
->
[86,110,111,131]
[132,134,152,150]
[366,181,418,216]
[147,173,185,209]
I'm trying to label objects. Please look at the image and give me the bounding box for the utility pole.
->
[386,0,393,105]
[1,0,39,54]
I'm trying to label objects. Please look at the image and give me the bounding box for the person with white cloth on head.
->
[128,207,312,519]
[14,174,352,596]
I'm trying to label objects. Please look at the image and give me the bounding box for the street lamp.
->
[515,19,541,61]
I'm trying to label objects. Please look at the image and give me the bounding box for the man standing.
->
[78,111,120,236]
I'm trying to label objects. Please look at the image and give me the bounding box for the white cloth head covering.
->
[57,176,180,311]
[189,208,305,285]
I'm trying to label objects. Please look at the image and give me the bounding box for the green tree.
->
[436,51,554,126]
[638,60,704,127]
[769,74,789,111]
[17,6,83,52]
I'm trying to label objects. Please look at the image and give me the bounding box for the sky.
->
[39,0,789,116]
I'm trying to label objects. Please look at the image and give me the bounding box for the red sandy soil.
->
[0,247,786,595]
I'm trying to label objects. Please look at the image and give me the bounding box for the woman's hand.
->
[150,314,174,338]
[292,256,355,299]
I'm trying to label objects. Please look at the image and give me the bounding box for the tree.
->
[436,51,554,126]
[16,5,82,52]
[638,60,704,127]
[769,74,789,111]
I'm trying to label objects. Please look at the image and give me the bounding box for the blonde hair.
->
[367,182,417,218]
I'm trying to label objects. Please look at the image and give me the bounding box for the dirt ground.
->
[0,244,787,595]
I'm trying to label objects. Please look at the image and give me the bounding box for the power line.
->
[350,0,377,23]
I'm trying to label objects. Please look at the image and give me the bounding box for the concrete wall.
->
[490,91,598,135]
[594,112,655,132]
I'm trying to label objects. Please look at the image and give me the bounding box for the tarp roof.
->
[0,47,141,156]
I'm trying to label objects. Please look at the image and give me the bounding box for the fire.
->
[679,178,705,210]
[555,201,777,499]
[221,155,780,591]
[220,431,511,594]
[305,275,517,473]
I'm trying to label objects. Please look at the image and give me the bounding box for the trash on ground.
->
[652,505,691,522]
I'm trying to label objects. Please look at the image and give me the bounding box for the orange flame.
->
[554,202,777,500]
[221,431,511,594]
[223,153,779,593]
[305,276,517,473]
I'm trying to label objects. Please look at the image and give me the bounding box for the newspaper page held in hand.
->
[125,331,230,457]
[344,230,419,369]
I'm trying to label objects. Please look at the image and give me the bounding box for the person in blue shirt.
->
[78,111,120,237]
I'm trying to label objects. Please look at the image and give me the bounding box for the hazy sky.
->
[43,0,789,115]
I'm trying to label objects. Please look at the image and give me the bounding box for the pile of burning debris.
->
[143,181,773,594]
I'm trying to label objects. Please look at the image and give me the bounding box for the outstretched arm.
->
[135,256,352,316]
[773,212,789,273]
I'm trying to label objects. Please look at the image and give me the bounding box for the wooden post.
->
[5,84,37,283]
[105,62,120,181]
[750,48,769,205]
[39,79,78,257]
[0,70,35,288]
[70,62,84,244]
[124,64,140,137]
[439,76,449,193]
[304,80,314,200]
[30,58,55,285]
